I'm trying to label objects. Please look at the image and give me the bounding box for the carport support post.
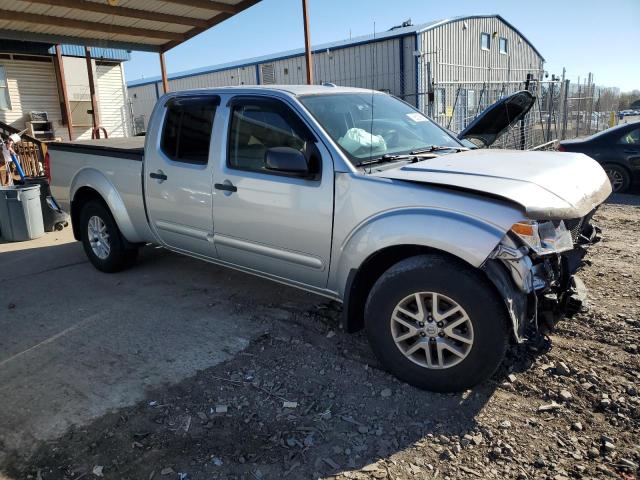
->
[54,45,73,141]
[302,0,313,84]
[160,52,169,94]
[84,47,100,134]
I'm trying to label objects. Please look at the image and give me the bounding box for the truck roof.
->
[163,84,384,97]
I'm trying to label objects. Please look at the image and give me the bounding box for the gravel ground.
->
[1,194,639,480]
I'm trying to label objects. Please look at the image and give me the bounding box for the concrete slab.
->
[0,229,318,454]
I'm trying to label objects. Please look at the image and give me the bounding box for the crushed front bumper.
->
[483,215,601,342]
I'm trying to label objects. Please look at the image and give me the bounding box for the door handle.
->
[215,182,237,192]
[150,170,168,181]
[623,150,638,154]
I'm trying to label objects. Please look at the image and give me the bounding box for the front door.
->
[145,95,219,258]
[211,95,334,289]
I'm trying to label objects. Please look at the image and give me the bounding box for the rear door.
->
[211,95,334,289]
[145,95,219,258]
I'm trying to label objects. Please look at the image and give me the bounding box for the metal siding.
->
[129,82,157,129]
[131,37,404,97]
[0,57,71,141]
[96,62,129,137]
[419,17,543,85]
[127,16,544,123]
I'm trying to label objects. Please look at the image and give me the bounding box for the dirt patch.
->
[1,195,639,480]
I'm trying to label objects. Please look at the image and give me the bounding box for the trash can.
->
[0,185,45,241]
[17,176,69,232]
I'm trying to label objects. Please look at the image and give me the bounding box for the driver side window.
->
[619,128,640,145]
[228,99,307,173]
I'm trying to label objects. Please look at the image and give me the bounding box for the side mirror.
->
[265,147,310,176]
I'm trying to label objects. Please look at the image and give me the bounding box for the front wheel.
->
[365,254,509,392]
[80,200,138,273]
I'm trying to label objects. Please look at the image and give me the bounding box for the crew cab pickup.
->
[48,86,611,392]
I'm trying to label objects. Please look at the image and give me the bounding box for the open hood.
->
[458,90,535,147]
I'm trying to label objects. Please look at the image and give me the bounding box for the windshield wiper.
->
[410,145,469,154]
[357,153,414,167]
[358,146,466,168]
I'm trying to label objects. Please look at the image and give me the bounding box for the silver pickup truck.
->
[47,85,611,392]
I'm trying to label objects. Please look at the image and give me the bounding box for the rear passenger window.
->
[228,99,309,173]
[161,97,219,164]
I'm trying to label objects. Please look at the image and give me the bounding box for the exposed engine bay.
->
[483,210,601,342]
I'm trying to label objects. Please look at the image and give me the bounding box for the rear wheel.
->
[364,254,509,392]
[603,163,631,193]
[80,200,138,273]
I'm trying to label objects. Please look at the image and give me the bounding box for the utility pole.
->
[301,0,313,85]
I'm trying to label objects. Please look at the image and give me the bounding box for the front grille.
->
[566,218,584,242]
[565,208,597,243]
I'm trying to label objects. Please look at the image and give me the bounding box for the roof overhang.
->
[0,0,261,53]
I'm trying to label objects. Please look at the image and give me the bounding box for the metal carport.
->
[0,0,266,138]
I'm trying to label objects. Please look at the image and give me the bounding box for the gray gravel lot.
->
[0,229,316,457]
[1,193,639,479]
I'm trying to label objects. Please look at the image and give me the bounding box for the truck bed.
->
[46,137,145,161]
[48,135,153,244]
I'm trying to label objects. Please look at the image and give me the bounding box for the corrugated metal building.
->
[128,14,544,130]
[0,41,131,141]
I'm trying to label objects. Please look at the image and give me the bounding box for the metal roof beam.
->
[157,0,241,14]
[20,0,209,28]
[1,10,185,41]
[160,0,258,52]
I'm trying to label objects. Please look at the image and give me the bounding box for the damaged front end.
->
[482,210,601,342]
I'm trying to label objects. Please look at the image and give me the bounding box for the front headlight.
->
[510,220,573,255]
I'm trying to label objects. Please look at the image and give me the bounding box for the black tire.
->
[602,163,631,193]
[364,254,509,392]
[79,200,138,273]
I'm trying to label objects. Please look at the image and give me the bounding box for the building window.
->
[499,37,508,54]
[161,96,219,164]
[480,33,490,50]
[0,66,11,111]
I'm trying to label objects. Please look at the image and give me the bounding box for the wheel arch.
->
[69,168,140,243]
[335,209,513,333]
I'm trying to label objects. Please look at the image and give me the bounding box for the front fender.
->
[330,207,512,298]
[70,167,142,243]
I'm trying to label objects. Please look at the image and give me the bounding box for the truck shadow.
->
[0,241,544,479]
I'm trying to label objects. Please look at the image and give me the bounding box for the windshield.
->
[299,92,461,165]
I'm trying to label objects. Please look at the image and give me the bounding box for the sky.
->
[125,0,640,92]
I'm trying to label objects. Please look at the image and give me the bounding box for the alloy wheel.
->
[88,215,111,260]
[605,167,625,192]
[390,292,474,369]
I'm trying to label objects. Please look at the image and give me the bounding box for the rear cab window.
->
[161,96,220,164]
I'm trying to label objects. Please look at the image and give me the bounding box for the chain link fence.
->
[412,74,619,150]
